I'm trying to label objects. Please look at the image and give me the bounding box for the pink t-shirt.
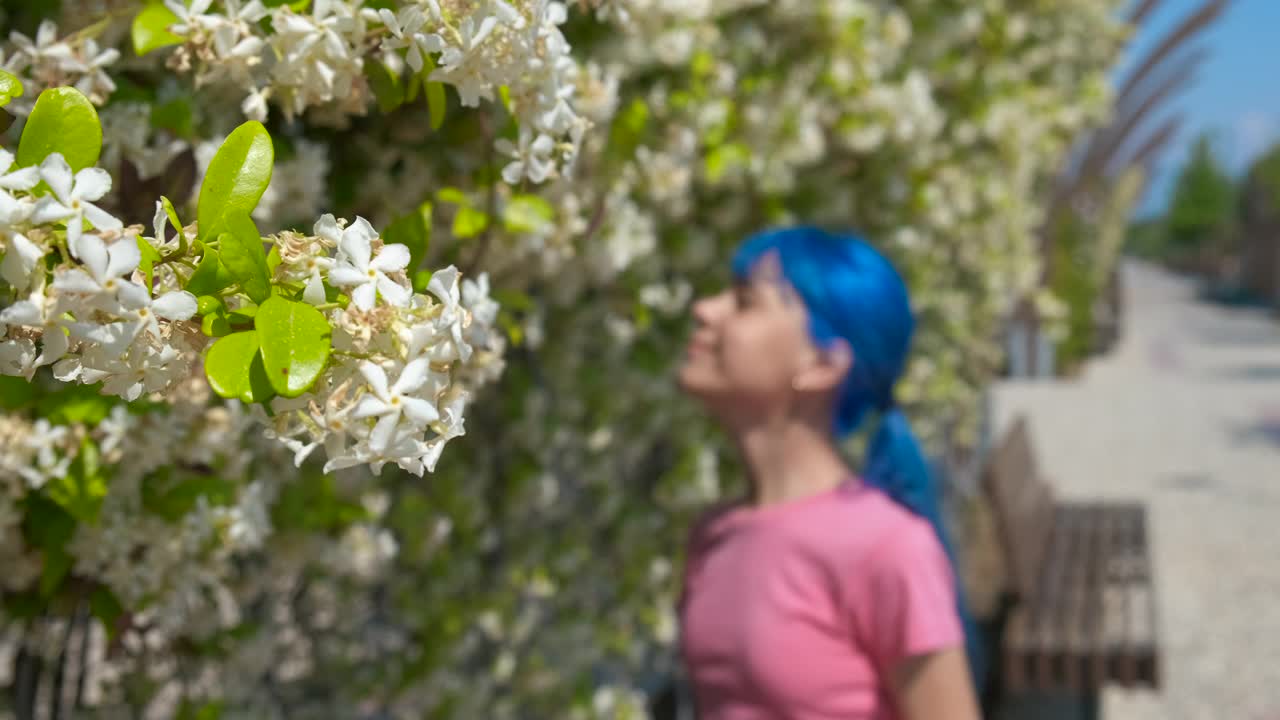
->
[679,479,963,720]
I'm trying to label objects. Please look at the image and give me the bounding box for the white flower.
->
[0,286,70,368]
[164,0,217,36]
[51,234,146,311]
[0,232,43,291]
[30,154,122,258]
[377,7,444,73]
[0,150,39,191]
[321,215,411,311]
[0,338,36,377]
[125,290,200,339]
[496,128,556,184]
[430,13,500,106]
[353,359,440,452]
[425,265,471,362]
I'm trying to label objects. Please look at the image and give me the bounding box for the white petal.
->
[391,356,431,394]
[0,300,43,325]
[37,326,69,366]
[0,233,42,289]
[78,234,110,281]
[314,213,343,245]
[116,281,152,310]
[153,291,198,320]
[339,218,376,269]
[29,198,75,225]
[39,154,74,203]
[378,7,400,34]
[406,44,424,73]
[65,216,83,260]
[52,268,101,294]
[427,266,461,306]
[0,149,13,175]
[358,360,390,400]
[400,395,439,426]
[350,282,377,311]
[353,395,392,419]
[369,411,401,452]
[71,167,112,202]
[152,201,167,241]
[0,166,39,191]
[303,270,327,305]
[376,274,410,308]
[81,201,122,231]
[105,239,141,278]
[326,263,368,287]
[501,161,525,185]
[371,244,410,273]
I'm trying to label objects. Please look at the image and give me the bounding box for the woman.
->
[677,226,983,720]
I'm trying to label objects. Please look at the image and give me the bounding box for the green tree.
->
[1166,133,1236,252]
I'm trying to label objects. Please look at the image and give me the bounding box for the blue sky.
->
[1123,0,1280,215]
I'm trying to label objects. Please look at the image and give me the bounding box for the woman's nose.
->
[691,294,723,325]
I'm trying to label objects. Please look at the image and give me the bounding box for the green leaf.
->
[22,495,76,553]
[201,312,233,338]
[40,546,72,597]
[17,87,102,171]
[137,237,162,292]
[272,470,369,532]
[161,195,183,236]
[452,205,489,239]
[217,214,271,303]
[421,54,446,130]
[46,439,107,523]
[0,69,24,107]
[365,60,405,114]
[266,244,282,275]
[151,96,194,138]
[132,2,182,56]
[412,270,433,293]
[196,295,224,316]
[89,587,125,639]
[142,470,236,522]
[205,330,275,403]
[498,85,512,113]
[502,194,554,233]
[186,250,236,297]
[435,187,469,206]
[177,701,226,720]
[263,0,311,8]
[37,383,115,425]
[255,297,331,398]
[381,201,432,273]
[0,375,37,409]
[198,121,274,240]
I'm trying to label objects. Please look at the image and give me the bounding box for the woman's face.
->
[678,258,820,422]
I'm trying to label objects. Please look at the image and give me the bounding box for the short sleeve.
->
[861,520,964,673]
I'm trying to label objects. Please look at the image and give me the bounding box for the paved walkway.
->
[990,260,1280,720]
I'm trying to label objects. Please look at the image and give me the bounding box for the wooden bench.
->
[981,416,1160,716]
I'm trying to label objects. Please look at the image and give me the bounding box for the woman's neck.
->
[731,418,854,507]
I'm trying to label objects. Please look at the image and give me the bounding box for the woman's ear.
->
[793,339,853,393]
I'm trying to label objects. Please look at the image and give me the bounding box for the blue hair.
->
[731,226,986,688]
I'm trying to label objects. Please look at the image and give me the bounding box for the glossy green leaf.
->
[452,205,489,239]
[161,195,183,236]
[366,60,405,114]
[17,87,102,171]
[205,330,275,403]
[382,201,432,273]
[216,214,270,303]
[0,69,23,107]
[266,245,282,275]
[132,3,182,57]
[198,121,274,240]
[186,250,236,297]
[196,295,224,316]
[137,237,162,292]
[201,312,233,337]
[255,296,331,397]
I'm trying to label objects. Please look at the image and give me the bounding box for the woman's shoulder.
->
[821,483,945,556]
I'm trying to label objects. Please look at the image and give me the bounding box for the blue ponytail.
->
[867,408,987,689]
[732,226,986,688]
